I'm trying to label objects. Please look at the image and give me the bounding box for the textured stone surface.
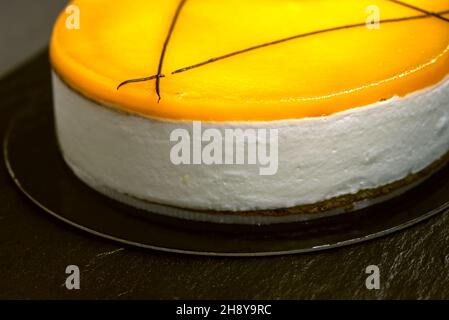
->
[1,53,449,299]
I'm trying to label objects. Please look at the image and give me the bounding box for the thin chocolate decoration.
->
[155,0,188,101]
[118,0,188,97]
[117,74,164,90]
[171,14,435,75]
[118,6,449,88]
[387,0,449,22]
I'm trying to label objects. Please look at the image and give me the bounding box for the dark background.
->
[1,1,449,300]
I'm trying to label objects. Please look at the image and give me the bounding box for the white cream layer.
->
[52,72,449,212]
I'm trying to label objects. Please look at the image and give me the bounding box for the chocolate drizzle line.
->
[118,4,449,93]
[388,0,449,22]
[118,0,188,100]
[117,74,164,90]
[155,0,188,101]
[172,10,449,75]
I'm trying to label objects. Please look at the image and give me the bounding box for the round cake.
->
[50,0,449,224]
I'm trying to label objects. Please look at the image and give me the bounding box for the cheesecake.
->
[50,0,449,223]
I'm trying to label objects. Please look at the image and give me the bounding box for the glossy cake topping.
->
[50,0,449,121]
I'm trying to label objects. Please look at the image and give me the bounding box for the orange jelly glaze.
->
[50,0,449,121]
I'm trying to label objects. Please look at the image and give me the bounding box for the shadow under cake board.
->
[3,102,449,257]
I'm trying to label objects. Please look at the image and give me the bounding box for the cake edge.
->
[59,144,449,225]
[52,69,449,217]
